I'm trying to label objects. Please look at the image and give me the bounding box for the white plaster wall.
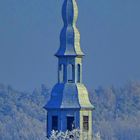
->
[80,109,93,140]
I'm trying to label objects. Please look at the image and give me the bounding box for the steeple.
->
[45,1,94,139]
[55,0,84,56]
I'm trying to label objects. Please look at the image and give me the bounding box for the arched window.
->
[67,64,74,82]
[59,64,64,83]
[77,64,80,83]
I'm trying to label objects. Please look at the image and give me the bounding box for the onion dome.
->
[55,0,84,57]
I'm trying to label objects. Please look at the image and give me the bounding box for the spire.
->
[55,0,84,57]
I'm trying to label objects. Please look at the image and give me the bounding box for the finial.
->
[62,0,78,26]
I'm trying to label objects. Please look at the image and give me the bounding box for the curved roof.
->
[44,83,94,110]
[55,0,84,57]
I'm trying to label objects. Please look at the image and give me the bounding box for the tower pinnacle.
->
[55,0,84,57]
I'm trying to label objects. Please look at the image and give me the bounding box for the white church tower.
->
[44,0,94,139]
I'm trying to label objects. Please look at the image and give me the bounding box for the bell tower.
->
[44,0,94,139]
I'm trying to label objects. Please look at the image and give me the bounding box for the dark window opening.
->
[67,116,75,131]
[68,64,74,83]
[83,116,89,131]
[77,64,80,83]
[59,64,64,83]
[52,116,58,131]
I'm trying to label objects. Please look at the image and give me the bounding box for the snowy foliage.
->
[47,129,101,140]
[94,132,101,140]
[48,129,80,140]
[90,81,140,140]
[0,81,140,140]
[0,84,50,140]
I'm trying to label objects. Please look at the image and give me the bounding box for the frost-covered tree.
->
[48,129,80,140]
[47,129,102,140]
[0,81,140,140]
[94,132,101,140]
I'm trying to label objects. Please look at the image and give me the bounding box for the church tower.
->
[44,0,94,139]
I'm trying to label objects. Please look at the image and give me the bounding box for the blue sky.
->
[0,0,140,92]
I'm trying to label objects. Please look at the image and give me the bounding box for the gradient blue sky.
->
[0,0,140,92]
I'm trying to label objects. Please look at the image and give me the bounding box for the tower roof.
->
[44,83,94,110]
[55,0,84,57]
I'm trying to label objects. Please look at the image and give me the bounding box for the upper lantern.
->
[55,0,84,57]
